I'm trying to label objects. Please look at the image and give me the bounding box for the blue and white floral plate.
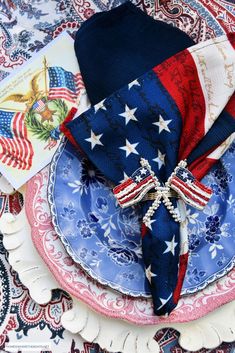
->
[48,138,151,297]
[48,139,235,297]
[184,143,235,293]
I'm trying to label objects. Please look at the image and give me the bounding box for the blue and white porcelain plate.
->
[48,138,151,297]
[48,139,235,297]
[183,143,235,294]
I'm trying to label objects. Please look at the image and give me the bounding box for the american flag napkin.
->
[61,33,235,315]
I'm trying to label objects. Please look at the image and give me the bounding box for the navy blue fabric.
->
[187,112,235,164]
[69,71,182,181]
[74,1,195,105]
[65,70,183,315]
[64,62,235,316]
[70,3,234,315]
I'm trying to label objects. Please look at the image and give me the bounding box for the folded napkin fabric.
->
[75,1,235,179]
[188,94,235,179]
[74,1,195,105]
[62,33,235,315]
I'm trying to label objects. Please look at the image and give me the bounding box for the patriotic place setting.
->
[0,1,235,353]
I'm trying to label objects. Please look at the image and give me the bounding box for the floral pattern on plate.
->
[48,139,235,296]
[48,139,150,297]
[26,165,235,324]
[183,144,235,293]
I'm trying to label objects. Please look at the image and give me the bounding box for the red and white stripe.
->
[48,88,78,103]
[153,33,235,162]
[34,99,46,112]
[170,175,212,210]
[188,36,235,134]
[48,73,85,103]
[113,175,155,208]
[0,113,34,170]
[74,73,85,91]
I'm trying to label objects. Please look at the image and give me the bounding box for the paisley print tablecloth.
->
[0,0,235,350]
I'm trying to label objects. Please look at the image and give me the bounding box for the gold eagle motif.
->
[3,72,43,108]
[2,66,56,123]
